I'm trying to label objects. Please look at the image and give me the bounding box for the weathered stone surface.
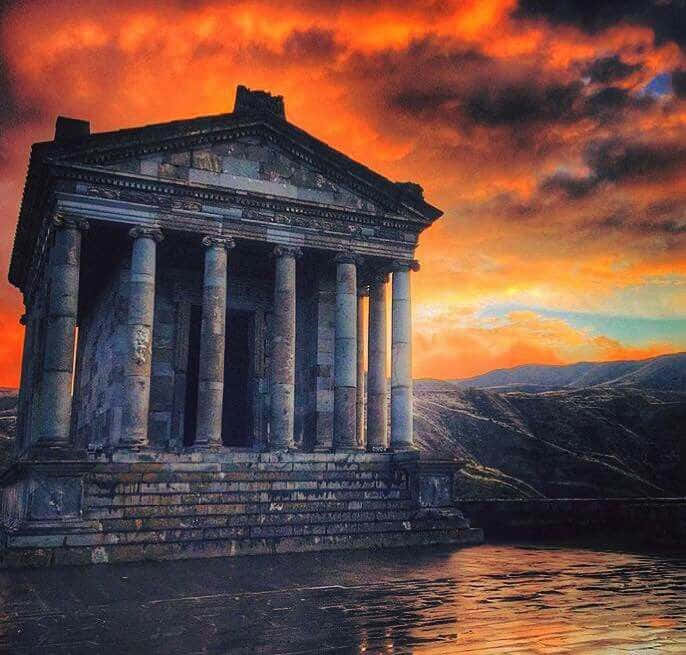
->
[3,87,447,567]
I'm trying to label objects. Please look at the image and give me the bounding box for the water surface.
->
[1,543,685,653]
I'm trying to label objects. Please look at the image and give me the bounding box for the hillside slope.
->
[451,352,686,392]
[414,381,686,499]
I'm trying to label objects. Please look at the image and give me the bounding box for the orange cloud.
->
[413,311,677,379]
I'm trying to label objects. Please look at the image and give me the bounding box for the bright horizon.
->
[1,1,685,387]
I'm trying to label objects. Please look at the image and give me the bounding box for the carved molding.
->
[334,251,362,266]
[272,245,303,259]
[52,213,89,232]
[391,259,420,272]
[129,226,164,242]
[55,167,422,231]
[201,235,236,250]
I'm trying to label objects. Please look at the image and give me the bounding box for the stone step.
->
[8,516,469,550]
[2,528,485,567]
[85,498,418,519]
[96,509,421,531]
[85,478,396,496]
[89,469,388,483]
[84,488,407,508]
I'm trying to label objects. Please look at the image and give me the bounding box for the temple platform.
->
[0,452,483,567]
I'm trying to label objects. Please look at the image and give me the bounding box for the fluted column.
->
[334,252,360,450]
[356,285,368,448]
[367,272,388,451]
[194,236,234,448]
[120,226,163,448]
[270,245,301,450]
[38,215,88,447]
[390,260,419,450]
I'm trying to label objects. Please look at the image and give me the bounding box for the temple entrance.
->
[222,310,254,446]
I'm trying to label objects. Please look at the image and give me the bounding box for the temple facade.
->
[0,86,482,567]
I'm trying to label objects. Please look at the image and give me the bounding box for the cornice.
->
[52,166,422,233]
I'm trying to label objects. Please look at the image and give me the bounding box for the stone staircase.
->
[1,452,483,567]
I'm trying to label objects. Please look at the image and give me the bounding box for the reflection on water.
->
[1,543,686,653]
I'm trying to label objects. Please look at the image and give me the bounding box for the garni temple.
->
[0,86,482,566]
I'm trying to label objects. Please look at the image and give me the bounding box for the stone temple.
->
[0,86,482,566]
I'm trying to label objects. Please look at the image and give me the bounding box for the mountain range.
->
[449,352,686,393]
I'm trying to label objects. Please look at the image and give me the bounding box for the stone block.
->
[29,476,82,521]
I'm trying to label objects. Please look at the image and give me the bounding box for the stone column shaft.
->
[195,236,234,448]
[121,226,163,448]
[390,260,419,450]
[38,216,88,446]
[270,246,301,449]
[367,273,388,450]
[356,287,368,448]
[334,254,359,450]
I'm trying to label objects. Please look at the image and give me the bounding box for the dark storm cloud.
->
[540,139,686,199]
[672,69,686,97]
[463,82,582,127]
[539,172,598,199]
[282,28,343,60]
[587,139,686,182]
[591,208,686,237]
[514,0,686,49]
[586,56,642,84]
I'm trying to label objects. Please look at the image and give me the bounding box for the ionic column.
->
[367,272,388,451]
[333,253,360,450]
[38,215,88,446]
[194,236,234,448]
[390,260,419,450]
[270,245,301,450]
[356,285,368,448]
[120,226,163,448]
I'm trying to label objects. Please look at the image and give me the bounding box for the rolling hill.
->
[450,352,686,393]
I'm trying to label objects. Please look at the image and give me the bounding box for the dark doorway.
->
[183,304,202,447]
[222,310,254,446]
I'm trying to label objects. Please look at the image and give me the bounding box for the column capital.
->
[129,225,164,242]
[371,271,390,284]
[357,285,369,298]
[391,259,420,273]
[272,245,302,259]
[52,213,89,232]
[334,251,362,266]
[202,235,235,251]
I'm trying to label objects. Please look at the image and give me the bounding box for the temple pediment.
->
[95,135,382,214]
[9,86,442,290]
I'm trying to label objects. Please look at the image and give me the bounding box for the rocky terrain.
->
[415,381,686,499]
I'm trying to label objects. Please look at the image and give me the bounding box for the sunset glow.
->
[1,0,685,386]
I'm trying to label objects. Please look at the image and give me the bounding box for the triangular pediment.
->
[94,134,381,213]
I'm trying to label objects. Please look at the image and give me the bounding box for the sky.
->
[1,0,685,386]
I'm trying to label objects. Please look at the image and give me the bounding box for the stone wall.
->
[73,258,128,450]
[461,498,686,546]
